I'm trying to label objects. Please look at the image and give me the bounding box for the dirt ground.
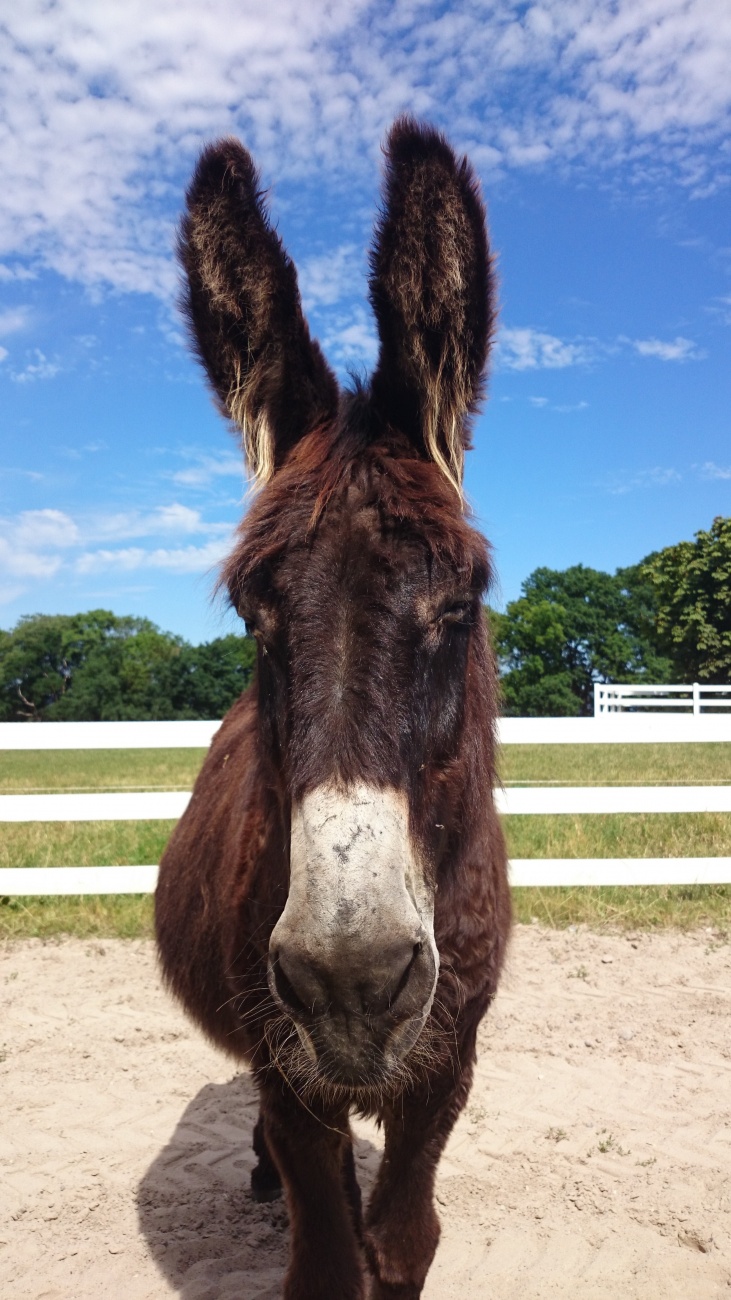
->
[1,925,730,1299]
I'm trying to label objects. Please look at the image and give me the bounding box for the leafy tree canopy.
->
[0,611,255,722]
[641,516,731,682]
[490,564,673,717]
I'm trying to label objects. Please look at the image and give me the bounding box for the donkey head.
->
[180,119,496,1093]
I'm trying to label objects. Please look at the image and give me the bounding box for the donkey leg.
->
[365,1066,473,1299]
[251,1112,283,1202]
[260,1082,365,1300]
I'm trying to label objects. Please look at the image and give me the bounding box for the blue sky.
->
[1,0,729,643]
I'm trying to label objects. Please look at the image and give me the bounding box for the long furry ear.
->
[369,118,495,501]
[178,139,338,484]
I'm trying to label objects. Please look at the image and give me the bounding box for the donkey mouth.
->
[268,968,435,1092]
[267,936,437,1089]
[290,1011,429,1091]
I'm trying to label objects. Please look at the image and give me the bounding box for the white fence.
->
[595,682,731,715]
[1,717,730,895]
[3,714,731,748]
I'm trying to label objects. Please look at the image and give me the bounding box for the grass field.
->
[3,742,731,792]
[0,749,208,793]
[1,744,729,938]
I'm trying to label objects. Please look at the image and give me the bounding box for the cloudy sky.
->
[1,0,730,642]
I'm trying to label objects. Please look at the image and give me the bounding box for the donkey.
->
[155,117,511,1299]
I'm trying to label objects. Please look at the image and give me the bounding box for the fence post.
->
[693,682,700,715]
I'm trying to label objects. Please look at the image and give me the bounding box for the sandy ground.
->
[1,926,730,1300]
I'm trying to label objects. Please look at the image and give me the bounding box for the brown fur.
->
[156,118,510,1299]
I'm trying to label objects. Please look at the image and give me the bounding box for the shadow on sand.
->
[137,1072,380,1300]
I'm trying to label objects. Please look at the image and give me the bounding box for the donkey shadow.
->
[137,1072,382,1300]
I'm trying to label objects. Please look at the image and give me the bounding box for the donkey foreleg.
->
[259,1081,365,1300]
[365,1067,473,1299]
[251,1113,283,1202]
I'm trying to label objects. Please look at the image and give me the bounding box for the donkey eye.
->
[438,600,473,626]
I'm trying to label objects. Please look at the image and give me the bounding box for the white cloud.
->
[171,453,245,487]
[631,335,702,361]
[0,584,26,606]
[528,395,589,412]
[322,305,379,371]
[704,296,731,328]
[300,245,361,311]
[498,327,592,370]
[75,539,230,575]
[501,329,707,373]
[11,509,80,550]
[608,466,682,494]
[697,461,731,480]
[0,510,78,582]
[86,503,229,542]
[0,347,7,364]
[0,0,728,298]
[0,503,235,588]
[0,307,30,336]
[0,263,35,282]
[0,536,62,581]
[11,349,61,383]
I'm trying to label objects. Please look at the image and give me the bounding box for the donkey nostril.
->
[388,940,423,1009]
[271,958,313,1020]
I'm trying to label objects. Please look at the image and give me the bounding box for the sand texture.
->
[1,926,730,1298]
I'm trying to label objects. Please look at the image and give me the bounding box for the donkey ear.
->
[369,119,495,497]
[178,139,338,483]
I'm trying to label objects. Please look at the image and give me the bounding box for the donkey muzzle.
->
[267,783,439,1085]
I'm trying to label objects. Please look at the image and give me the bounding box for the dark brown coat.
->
[156,118,511,1300]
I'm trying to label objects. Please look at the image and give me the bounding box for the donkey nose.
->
[270,934,430,1023]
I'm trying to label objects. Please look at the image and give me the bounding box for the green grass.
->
[500,743,731,786]
[0,748,207,793]
[0,819,176,869]
[0,819,172,941]
[511,885,731,931]
[505,812,731,859]
[505,811,731,930]
[4,884,728,939]
[3,743,728,793]
[1,744,729,939]
[0,894,153,940]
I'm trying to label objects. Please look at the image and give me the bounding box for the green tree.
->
[0,611,255,721]
[0,611,146,721]
[641,516,731,682]
[491,564,672,717]
[52,621,186,720]
[164,635,257,719]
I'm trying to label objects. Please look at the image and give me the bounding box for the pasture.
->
[1,743,729,938]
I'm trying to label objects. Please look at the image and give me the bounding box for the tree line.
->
[492,516,731,715]
[0,610,255,722]
[1,516,728,721]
